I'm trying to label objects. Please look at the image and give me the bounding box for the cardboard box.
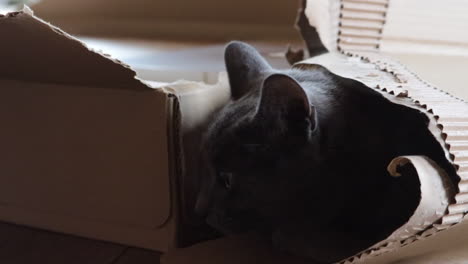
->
[0,7,231,251]
[2,2,468,263]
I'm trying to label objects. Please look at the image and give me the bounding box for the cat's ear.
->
[256,74,317,131]
[225,41,272,100]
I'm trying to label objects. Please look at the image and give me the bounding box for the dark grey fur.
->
[195,41,456,263]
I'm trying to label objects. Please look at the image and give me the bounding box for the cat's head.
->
[195,42,320,234]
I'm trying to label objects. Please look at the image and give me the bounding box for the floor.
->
[0,222,161,264]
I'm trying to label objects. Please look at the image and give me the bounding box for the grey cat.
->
[195,41,455,263]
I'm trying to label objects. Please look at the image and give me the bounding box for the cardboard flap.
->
[0,7,149,90]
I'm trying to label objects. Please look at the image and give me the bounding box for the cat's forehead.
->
[204,103,261,154]
[209,110,251,143]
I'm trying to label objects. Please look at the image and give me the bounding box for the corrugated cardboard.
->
[303,0,468,263]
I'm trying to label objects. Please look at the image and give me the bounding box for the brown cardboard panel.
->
[0,7,149,90]
[0,7,182,251]
[0,79,171,231]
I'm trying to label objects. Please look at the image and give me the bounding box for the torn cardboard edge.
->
[343,52,468,263]
[0,6,149,90]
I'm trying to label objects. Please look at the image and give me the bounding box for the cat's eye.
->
[219,172,233,190]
